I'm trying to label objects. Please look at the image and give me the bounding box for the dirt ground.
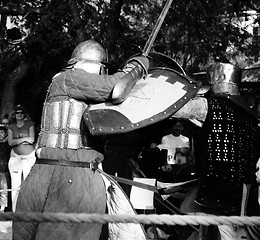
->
[0,221,12,240]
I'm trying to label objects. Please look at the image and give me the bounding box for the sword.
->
[112,0,173,103]
[142,0,173,57]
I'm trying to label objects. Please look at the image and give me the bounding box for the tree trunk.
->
[0,60,31,118]
[107,0,124,62]
[68,0,86,43]
[0,13,7,72]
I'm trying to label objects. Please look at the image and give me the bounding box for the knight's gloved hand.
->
[123,55,149,78]
[111,55,149,104]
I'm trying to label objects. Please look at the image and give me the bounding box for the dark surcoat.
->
[193,96,259,215]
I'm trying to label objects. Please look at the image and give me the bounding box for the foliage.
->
[0,0,260,119]
[3,0,260,70]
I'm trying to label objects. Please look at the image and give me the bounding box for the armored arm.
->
[111,56,149,104]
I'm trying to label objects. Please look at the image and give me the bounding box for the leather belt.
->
[36,158,99,170]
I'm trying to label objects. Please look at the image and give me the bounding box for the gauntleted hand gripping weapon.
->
[112,0,173,104]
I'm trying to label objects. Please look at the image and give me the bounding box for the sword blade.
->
[143,0,173,56]
[111,0,174,104]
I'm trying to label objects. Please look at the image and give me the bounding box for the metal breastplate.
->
[38,99,87,149]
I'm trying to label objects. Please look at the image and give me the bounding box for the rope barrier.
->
[1,212,260,226]
[2,184,259,228]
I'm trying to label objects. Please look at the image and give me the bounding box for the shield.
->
[84,67,200,135]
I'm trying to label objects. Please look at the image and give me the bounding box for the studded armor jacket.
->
[193,96,259,215]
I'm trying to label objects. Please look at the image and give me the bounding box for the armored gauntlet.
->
[112,56,149,104]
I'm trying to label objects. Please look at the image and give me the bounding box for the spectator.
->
[158,119,190,165]
[0,124,11,212]
[1,114,9,128]
[102,130,147,197]
[7,104,36,212]
[156,118,191,181]
[1,114,12,211]
[1,114,10,142]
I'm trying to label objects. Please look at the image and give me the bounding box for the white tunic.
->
[157,134,189,164]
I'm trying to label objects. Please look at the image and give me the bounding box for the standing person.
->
[157,118,191,181]
[0,124,11,212]
[1,114,10,128]
[8,104,36,212]
[12,39,149,240]
[158,119,190,165]
[1,114,12,211]
[102,130,148,197]
[1,114,10,142]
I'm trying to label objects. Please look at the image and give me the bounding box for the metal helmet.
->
[71,40,107,74]
[206,62,241,95]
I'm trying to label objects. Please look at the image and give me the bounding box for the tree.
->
[0,0,259,123]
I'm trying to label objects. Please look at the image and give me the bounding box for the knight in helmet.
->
[12,39,149,240]
[181,62,260,239]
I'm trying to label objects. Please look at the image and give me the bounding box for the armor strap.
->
[36,158,99,171]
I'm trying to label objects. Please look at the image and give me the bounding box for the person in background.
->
[7,104,36,212]
[158,119,190,165]
[102,130,148,197]
[1,114,10,142]
[0,124,11,212]
[1,114,12,211]
[1,114,9,128]
[157,118,191,181]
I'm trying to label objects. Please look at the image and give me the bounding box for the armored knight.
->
[188,62,260,240]
[12,40,149,240]
[193,63,259,215]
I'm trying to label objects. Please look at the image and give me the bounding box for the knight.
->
[181,62,260,240]
[12,39,149,240]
